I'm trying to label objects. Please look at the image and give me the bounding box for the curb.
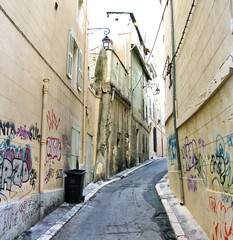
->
[36,159,156,240]
[155,183,184,240]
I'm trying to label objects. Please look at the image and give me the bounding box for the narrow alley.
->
[53,158,176,240]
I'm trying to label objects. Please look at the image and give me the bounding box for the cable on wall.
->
[164,0,196,77]
[132,0,169,91]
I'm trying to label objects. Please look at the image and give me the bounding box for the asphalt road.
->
[53,158,176,240]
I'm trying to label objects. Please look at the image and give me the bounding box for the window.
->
[71,124,81,169]
[66,30,83,91]
[142,134,145,153]
[148,97,152,116]
[142,99,147,120]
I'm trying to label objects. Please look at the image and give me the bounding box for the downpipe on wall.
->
[170,0,185,205]
[39,78,50,218]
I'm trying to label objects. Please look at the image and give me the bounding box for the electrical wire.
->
[163,0,196,77]
[132,0,169,91]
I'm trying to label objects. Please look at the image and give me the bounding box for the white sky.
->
[88,0,163,50]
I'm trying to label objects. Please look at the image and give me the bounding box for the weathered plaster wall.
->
[0,0,88,238]
[164,0,233,239]
[94,50,131,180]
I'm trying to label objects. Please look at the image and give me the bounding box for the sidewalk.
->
[156,175,209,240]
[18,158,209,240]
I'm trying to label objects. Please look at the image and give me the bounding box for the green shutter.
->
[77,48,83,90]
[66,30,74,79]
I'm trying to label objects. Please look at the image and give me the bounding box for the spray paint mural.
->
[0,119,41,204]
[44,110,63,184]
[168,132,233,239]
[168,132,233,195]
[209,196,233,240]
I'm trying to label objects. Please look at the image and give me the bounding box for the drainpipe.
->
[39,78,49,218]
[170,0,185,205]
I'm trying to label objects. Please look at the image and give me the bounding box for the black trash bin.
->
[65,169,86,204]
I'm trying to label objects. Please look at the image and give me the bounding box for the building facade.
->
[89,13,151,180]
[0,0,89,238]
[163,0,233,239]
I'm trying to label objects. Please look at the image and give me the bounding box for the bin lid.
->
[65,169,86,175]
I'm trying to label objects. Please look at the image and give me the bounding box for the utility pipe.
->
[170,0,185,204]
[39,78,49,218]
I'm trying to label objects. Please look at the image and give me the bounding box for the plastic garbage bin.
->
[65,169,86,204]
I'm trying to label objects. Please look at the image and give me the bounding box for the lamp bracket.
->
[87,28,110,35]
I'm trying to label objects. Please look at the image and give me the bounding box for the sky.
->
[88,0,163,51]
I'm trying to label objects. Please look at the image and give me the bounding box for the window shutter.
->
[142,99,145,119]
[77,48,83,90]
[66,30,74,79]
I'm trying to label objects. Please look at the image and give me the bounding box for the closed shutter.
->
[66,30,74,79]
[77,48,83,90]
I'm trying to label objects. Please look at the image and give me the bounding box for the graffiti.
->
[62,134,69,150]
[221,193,233,207]
[0,136,32,169]
[187,175,197,192]
[45,167,55,184]
[29,168,37,189]
[15,125,31,140]
[56,169,63,179]
[1,199,43,235]
[46,109,60,131]
[29,123,41,142]
[167,134,176,165]
[0,120,16,136]
[181,137,198,173]
[209,197,233,240]
[226,134,233,147]
[0,137,33,192]
[46,137,61,161]
[195,138,208,187]
[0,192,8,211]
[0,157,30,191]
[210,134,232,194]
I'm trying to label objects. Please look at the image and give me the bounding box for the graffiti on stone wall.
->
[221,193,233,207]
[167,134,176,165]
[187,175,197,192]
[181,133,233,194]
[210,134,232,194]
[15,123,41,142]
[181,137,199,173]
[0,137,33,191]
[0,198,43,237]
[45,166,63,184]
[0,120,16,137]
[0,118,40,202]
[45,110,63,184]
[46,137,61,162]
[209,196,233,240]
[46,109,60,131]
[62,134,69,162]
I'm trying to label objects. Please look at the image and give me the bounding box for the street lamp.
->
[155,86,160,95]
[87,27,111,50]
[144,82,160,95]
[102,35,111,50]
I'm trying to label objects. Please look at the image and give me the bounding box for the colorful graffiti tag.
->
[0,137,33,191]
[167,134,176,165]
[209,196,233,240]
[46,109,60,131]
[181,133,233,194]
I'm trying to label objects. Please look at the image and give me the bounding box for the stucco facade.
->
[163,0,233,239]
[0,1,89,238]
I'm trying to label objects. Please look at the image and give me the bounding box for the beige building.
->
[0,0,89,238]
[163,0,233,239]
[88,12,152,180]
